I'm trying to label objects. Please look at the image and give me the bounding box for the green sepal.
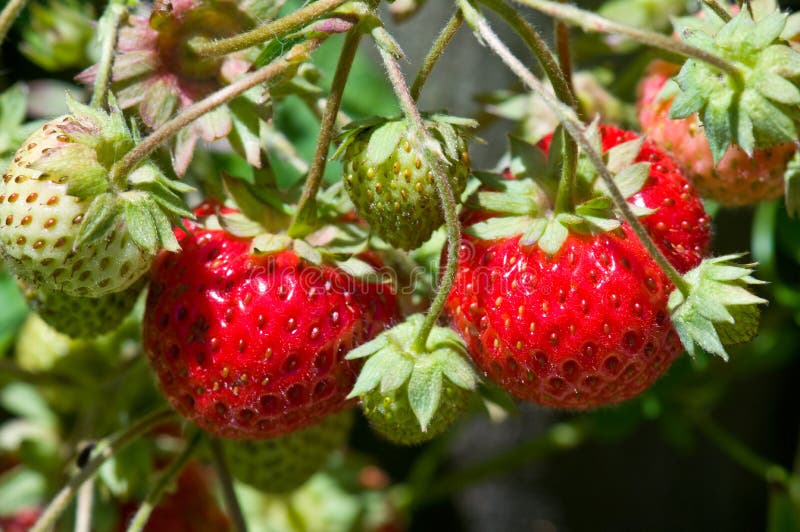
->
[73,193,122,249]
[366,120,406,165]
[670,7,800,156]
[252,233,293,254]
[122,192,159,254]
[668,255,768,360]
[346,314,479,432]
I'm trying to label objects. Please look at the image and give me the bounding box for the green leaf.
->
[74,193,122,248]
[254,34,304,67]
[0,469,46,515]
[366,120,406,165]
[407,359,443,432]
[0,383,56,427]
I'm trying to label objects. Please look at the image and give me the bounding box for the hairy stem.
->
[478,0,578,211]
[74,480,94,532]
[703,0,733,22]
[209,438,249,532]
[91,1,127,109]
[413,418,590,507]
[30,408,175,532]
[379,47,462,351]
[289,30,362,238]
[410,9,464,102]
[512,0,742,81]
[190,0,348,58]
[111,38,326,183]
[555,0,573,93]
[458,0,691,295]
[126,432,202,532]
[0,0,28,45]
[694,415,791,487]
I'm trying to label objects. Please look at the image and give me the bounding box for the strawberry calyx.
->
[30,95,194,256]
[346,313,479,434]
[668,6,800,161]
[333,113,477,167]
[465,123,653,254]
[668,254,768,360]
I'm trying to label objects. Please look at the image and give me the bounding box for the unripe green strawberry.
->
[337,116,474,250]
[347,314,479,446]
[20,280,144,339]
[222,410,354,494]
[0,97,191,297]
[361,380,471,446]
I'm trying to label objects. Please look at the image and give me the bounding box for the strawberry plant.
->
[0,0,798,530]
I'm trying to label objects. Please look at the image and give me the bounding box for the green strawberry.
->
[222,410,354,494]
[347,314,479,446]
[20,280,144,339]
[0,96,191,297]
[336,115,474,250]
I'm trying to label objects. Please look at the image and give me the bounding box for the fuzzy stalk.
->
[458,0,691,295]
[189,0,349,58]
[110,38,326,185]
[694,415,792,486]
[512,0,742,81]
[0,0,28,44]
[209,437,249,532]
[414,418,591,507]
[555,0,573,90]
[30,408,175,532]
[290,30,362,238]
[91,1,127,109]
[74,479,94,532]
[410,9,464,102]
[478,0,579,210]
[125,432,202,532]
[378,46,462,352]
[703,0,733,22]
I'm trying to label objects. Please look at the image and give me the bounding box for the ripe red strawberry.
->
[116,461,230,531]
[0,508,41,532]
[540,125,711,273]
[446,126,710,408]
[638,61,797,206]
[143,213,399,439]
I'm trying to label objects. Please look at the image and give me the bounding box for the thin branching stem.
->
[703,0,733,22]
[31,408,175,532]
[458,0,691,295]
[379,47,462,351]
[209,437,249,532]
[110,38,326,183]
[512,0,742,81]
[0,0,28,45]
[410,9,464,102]
[189,0,348,57]
[91,1,127,109]
[290,30,362,238]
[125,432,202,532]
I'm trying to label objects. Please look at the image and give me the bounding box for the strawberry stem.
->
[290,30,362,238]
[30,408,176,532]
[378,44,462,353]
[511,0,743,83]
[693,414,793,488]
[110,38,328,186]
[410,9,464,102]
[90,0,127,110]
[703,0,733,22]
[125,431,202,532]
[189,0,349,58]
[0,0,28,46]
[478,0,579,211]
[209,437,249,532]
[554,0,574,98]
[458,0,692,296]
